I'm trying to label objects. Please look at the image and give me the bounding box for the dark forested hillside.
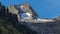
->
[0,3,23,34]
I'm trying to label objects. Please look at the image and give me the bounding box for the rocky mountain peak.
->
[8,3,39,20]
[7,3,56,23]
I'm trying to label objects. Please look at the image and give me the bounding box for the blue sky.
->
[0,0,60,18]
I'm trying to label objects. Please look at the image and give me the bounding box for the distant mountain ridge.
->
[0,2,60,34]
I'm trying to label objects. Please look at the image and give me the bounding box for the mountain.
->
[0,3,60,34]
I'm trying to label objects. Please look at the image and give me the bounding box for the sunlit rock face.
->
[18,3,39,19]
[19,3,31,13]
[8,5,18,14]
